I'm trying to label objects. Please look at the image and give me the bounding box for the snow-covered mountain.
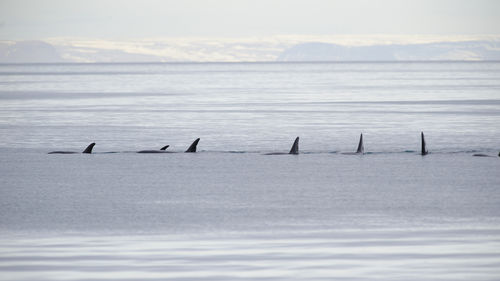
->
[0,41,65,63]
[1,36,499,63]
[277,41,500,61]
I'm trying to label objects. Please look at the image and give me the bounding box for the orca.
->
[472,152,500,157]
[356,133,364,154]
[138,138,200,153]
[289,137,299,154]
[472,153,492,157]
[185,138,200,153]
[265,137,299,155]
[421,132,428,155]
[341,134,364,155]
[137,145,170,153]
[48,143,95,154]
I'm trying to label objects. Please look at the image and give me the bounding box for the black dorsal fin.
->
[160,145,170,151]
[356,134,364,154]
[289,137,299,154]
[185,138,200,153]
[421,132,428,155]
[82,142,95,154]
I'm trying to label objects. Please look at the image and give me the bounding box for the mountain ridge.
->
[1,38,500,63]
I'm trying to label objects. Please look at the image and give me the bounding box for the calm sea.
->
[0,62,499,280]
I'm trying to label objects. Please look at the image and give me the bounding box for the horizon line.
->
[1,60,500,66]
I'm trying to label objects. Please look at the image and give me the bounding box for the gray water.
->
[0,62,500,280]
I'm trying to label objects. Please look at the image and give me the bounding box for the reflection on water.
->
[1,228,499,281]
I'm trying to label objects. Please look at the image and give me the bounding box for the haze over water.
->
[0,61,500,280]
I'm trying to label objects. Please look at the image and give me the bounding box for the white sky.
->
[0,0,499,40]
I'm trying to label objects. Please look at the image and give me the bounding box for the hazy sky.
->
[1,0,499,40]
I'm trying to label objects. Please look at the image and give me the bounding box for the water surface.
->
[1,62,499,280]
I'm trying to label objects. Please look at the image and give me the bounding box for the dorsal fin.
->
[356,134,364,154]
[160,145,169,151]
[82,142,95,154]
[289,137,299,154]
[185,138,200,153]
[421,132,428,155]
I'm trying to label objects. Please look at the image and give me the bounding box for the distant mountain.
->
[0,40,166,63]
[0,41,65,63]
[277,41,500,61]
[1,38,500,63]
[0,39,285,63]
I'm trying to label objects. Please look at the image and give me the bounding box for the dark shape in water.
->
[265,137,300,155]
[473,153,491,157]
[472,152,500,157]
[137,145,170,153]
[185,138,200,153]
[341,134,364,155]
[289,137,299,154]
[48,142,96,154]
[421,132,428,156]
[356,133,364,154]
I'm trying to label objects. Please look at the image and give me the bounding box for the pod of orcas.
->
[48,133,499,157]
[48,138,200,154]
